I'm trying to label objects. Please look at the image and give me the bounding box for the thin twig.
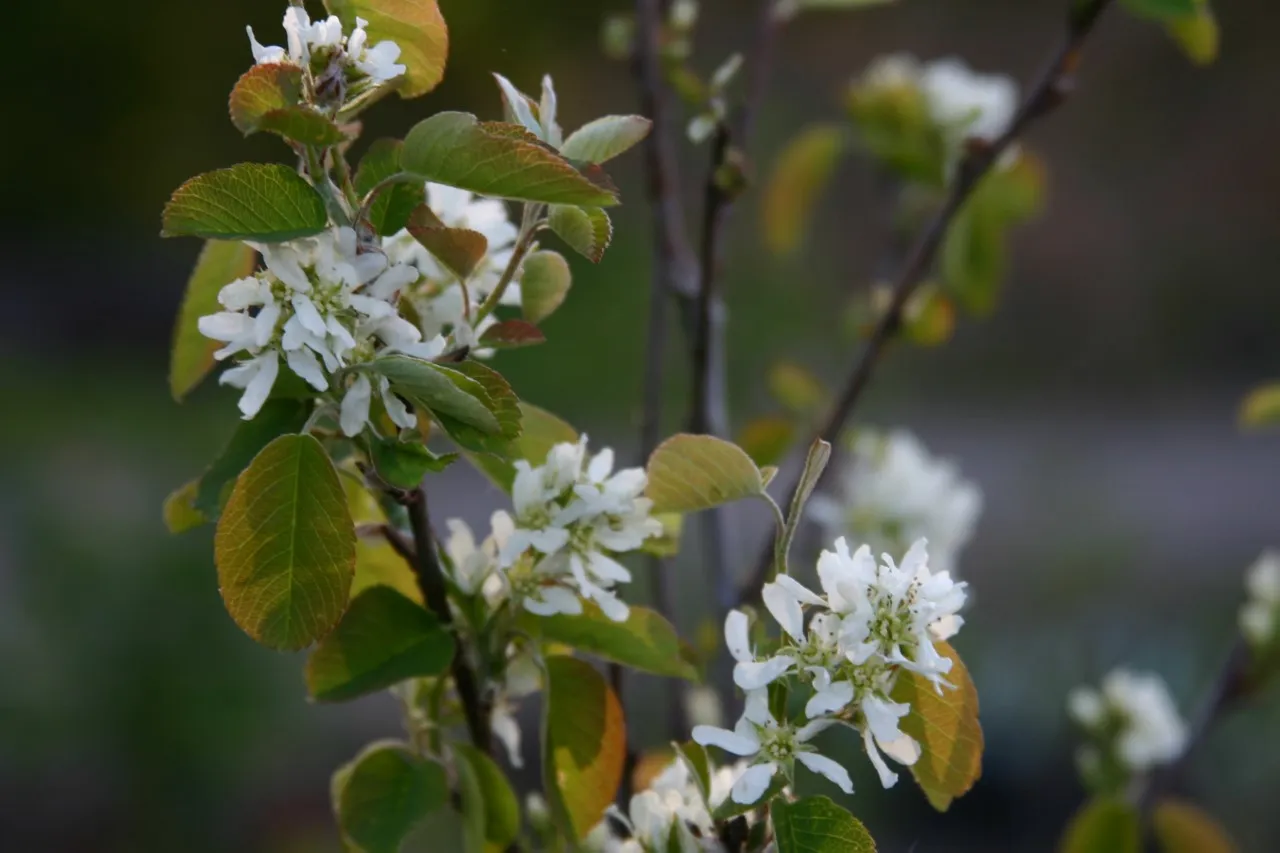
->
[1138,638,1253,818]
[400,487,492,753]
[737,0,1118,608]
[692,0,784,619]
[473,206,541,324]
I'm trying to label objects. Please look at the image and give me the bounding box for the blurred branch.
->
[1137,637,1254,840]
[693,0,784,617]
[737,0,1118,608]
[399,487,492,753]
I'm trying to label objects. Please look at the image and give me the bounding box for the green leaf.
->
[769,362,827,416]
[325,0,449,98]
[891,640,983,811]
[1152,799,1238,853]
[519,604,698,681]
[1059,798,1140,853]
[941,199,1005,316]
[194,398,312,518]
[1120,0,1198,20]
[478,319,547,349]
[547,205,613,263]
[228,63,304,132]
[466,402,578,490]
[163,478,206,534]
[401,112,620,206]
[672,741,712,805]
[1167,5,1219,65]
[559,115,652,164]
[431,361,523,455]
[772,796,877,853]
[305,587,452,702]
[169,240,258,400]
[366,355,501,434]
[762,123,847,255]
[405,204,488,280]
[1240,383,1280,428]
[645,434,766,514]
[543,656,626,840]
[370,436,455,489]
[453,743,521,850]
[775,439,832,573]
[334,741,449,853]
[737,416,797,468]
[356,140,426,236]
[520,250,573,324]
[162,164,329,242]
[214,434,356,651]
[257,107,348,147]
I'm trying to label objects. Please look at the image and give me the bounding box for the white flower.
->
[725,609,795,692]
[199,227,422,428]
[489,645,541,769]
[384,183,523,355]
[693,690,852,805]
[809,430,981,578]
[586,758,714,853]
[1069,669,1188,775]
[245,9,405,86]
[497,438,660,622]
[1240,550,1280,647]
[920,57,1017,142]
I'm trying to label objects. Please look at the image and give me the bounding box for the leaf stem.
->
[400,486,492,753]
[736,0,1119,610]
[306,146,352,227]
[473,204,541,325]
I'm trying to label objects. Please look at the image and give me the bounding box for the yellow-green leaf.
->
[1059,798,1140,853]
[521,250,573,324]
[168,240,258,400]
[163,478,206,534]
[519,604,699,681]
[543,656,626,840]
[453,743,521,850]
[891,640,983,811]
[762,123,847,255]
[547,205,613,263]
[646,434,766,514]
[559,115,652,164]
[214,434,356,651]
[1152,799,1238,853]
[773,796,877,853]
[1167,5,1219,65]
[1240,383,1280,428]
[402,113,619,206]
[325,0,449,99]
[334,741,448,853]
[769,361,827,415]
[305,587,452,702]
[465,402,577,492]
[433,361,523,455]
[162,164,329,243]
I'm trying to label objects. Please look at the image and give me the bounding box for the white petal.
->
[491,707,523,769]
[742,688,773,726]
[861,694,911,744]
[795,717,835,743]
[691,725,759,757]
[379,379,416,429]
[587,551,632,584]
[796,752,854,794]
[773,574,826,607]
[285,347,328,391]
[724,609,752,664]
[197,311,252,343]
[524,585,582,616]
[877,734,921,767]
[862,727,899,789]
[292,293,329,338]
[730,762,777,805]
[804,679,854,718]
[762,582,806,643]
[236,352,278,419]
[733,656,794,691]
[340,374,372,437]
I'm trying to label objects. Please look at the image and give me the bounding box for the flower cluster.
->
[1068,668,1188,783]
[488,438,662,622]
[197,226,441,430]
[1240,550,1280,649]
[585,756,748,853]
[384,183,525,355]
[693,538,967,804]
[860,54,1017,146]
[248,6,406,88]
[808,430,982,578]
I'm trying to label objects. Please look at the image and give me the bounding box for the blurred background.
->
[2,0,1278,850]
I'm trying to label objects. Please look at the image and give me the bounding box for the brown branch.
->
[399,487,492,753]
[737,0,1118,608]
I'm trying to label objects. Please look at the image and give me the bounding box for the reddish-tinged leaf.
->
[405,204,488,280]
[479,320,546,349]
